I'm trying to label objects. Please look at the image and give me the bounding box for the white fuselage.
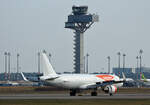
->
[120,78,134,82]
[42,74,123,89]
[141,79,150,82]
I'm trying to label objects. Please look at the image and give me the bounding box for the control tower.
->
[65,6,99,73]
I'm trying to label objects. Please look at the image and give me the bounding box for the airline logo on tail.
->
[141,74,147,82]
[96,75,114,81]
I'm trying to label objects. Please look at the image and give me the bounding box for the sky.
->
[0,0,150,73]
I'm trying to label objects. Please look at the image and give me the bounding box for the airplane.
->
[120,76,134,82]
[137,74,150,86]
[6,81,19,86]
[39,51,125,96]
[0,80,19,86]
[141,74,150,82]
[0,72,39,86]
[20,72,39,86]
[119,74,135,87]
[21,72,29,82]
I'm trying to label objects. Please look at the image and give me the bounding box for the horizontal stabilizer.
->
[40,75,59,81]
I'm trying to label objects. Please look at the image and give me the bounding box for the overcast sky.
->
[0,0,150,73]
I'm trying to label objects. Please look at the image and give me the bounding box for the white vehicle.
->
[40,51,125,96]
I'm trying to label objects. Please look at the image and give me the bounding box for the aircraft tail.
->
[141,74,147,82]
[41,51,57,77]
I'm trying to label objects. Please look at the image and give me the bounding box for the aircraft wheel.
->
[70,90,76,96]
[109,93,113,96]
[91,91,97,96]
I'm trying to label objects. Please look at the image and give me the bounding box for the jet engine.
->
[102,85,117,95]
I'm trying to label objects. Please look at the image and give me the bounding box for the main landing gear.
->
[70,89,76,96]
[91,91,97,96]
[70,89,98,96]
[91,88,98,96]
[109,93,113,96]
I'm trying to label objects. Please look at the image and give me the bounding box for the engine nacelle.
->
[103,85,117,94]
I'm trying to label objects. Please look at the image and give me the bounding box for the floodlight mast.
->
[65,6,99,73]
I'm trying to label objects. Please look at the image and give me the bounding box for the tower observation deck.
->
[65,6,99,73]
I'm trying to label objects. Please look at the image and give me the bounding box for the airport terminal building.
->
[113,67,150,79]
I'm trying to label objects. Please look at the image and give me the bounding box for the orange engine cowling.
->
[103,85,117,94]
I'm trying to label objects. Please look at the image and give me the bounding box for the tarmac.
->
[0,94,150,99]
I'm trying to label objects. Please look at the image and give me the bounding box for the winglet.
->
[122,72,126,81]
[21,72,29,82]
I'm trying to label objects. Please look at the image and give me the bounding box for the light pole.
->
[107,56,110,74]
[136,56,139,69]
[49,53,52,62]
[86,53,89,74]
[38,52,40,74]
[7,52,11,81]
[117,52,121,68]
[4,52,7,80]
[17,53,20,81]
[136,56,139,80]
[83,56,86,73]
[123,54,126,74]
[139,49,143,79]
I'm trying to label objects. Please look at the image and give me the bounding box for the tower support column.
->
[74,31,84,73]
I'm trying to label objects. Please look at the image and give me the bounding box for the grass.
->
[118,88,150,94]
[0,86,68,94]
[0,99,150,105]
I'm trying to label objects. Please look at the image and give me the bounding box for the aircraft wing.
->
[81,80,125,89]
[95,80,125,87]
[93,73,126,87]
